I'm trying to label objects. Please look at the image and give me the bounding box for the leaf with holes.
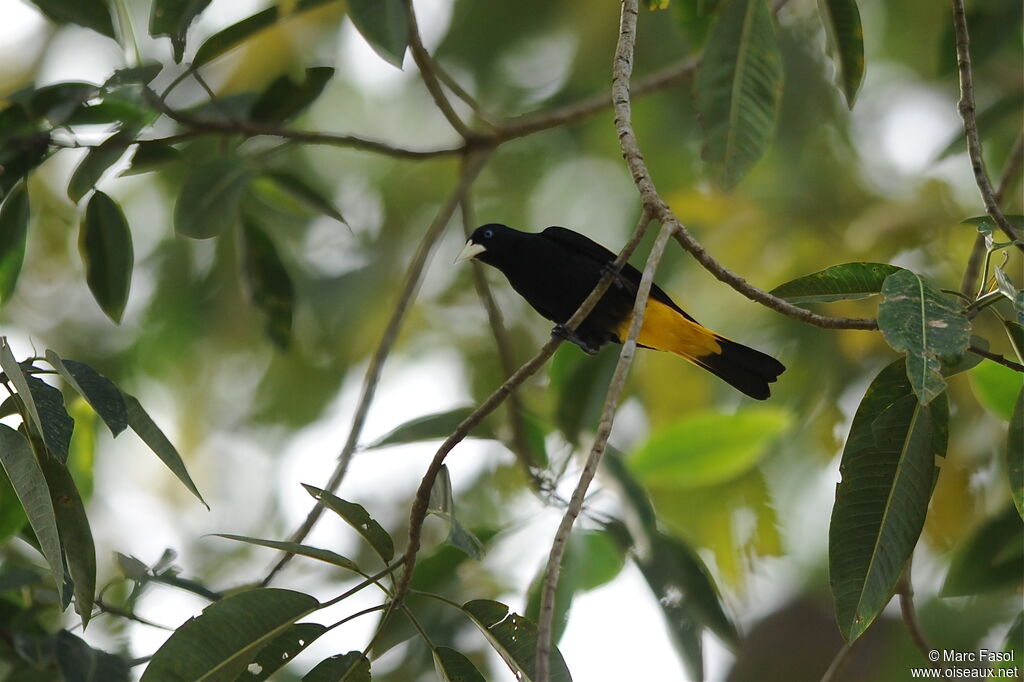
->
[695,0,783,189]
[878,270,971,405]
[302,484,394,562]
[829,359,948,642]
[770,263,902,304]
[230,623,326,682]
[461,600,573,682]
[817,0,865,107]
[433,646,486,682]
[302,652,370,682]
[349,0,408,68]
[141,588,321,682]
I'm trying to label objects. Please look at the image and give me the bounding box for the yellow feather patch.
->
[616,298,722,359]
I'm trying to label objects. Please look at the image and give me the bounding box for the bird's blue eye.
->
[483,229,494,239]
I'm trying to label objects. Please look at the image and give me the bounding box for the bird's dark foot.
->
[551,324,600,355]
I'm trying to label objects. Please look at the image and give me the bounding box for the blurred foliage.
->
[0,0,1022,680]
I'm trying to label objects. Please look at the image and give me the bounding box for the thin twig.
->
[961,131,1024,296]
[433,62,499,129]
[819,640,858,682]
[403,0,473,139]
[261,149,492,586]
[950,0,1024,251]
[897,562,945,672]
[391,211,654,606]
[968,343,1024,373]
[535,218,670,682]
[94,598,173,631]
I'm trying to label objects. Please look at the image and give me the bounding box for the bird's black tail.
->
[691,337,786,400]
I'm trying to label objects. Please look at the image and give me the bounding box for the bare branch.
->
[950,0,1024,251]
[968,343,1024,373]
[897,562,945,672]
[819,640,858,682]
[535,219,672,682]
[404,0,474,139]
[261,149,492,585]
[392,210,654,605]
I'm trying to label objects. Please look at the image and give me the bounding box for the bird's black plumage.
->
[459,223,785,399]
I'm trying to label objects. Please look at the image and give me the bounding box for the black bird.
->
[456,223,785,399]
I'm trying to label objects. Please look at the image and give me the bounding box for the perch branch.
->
[391,210,654,605]
[261,149,492,585]
[535,219,676,682]
[968,343,1024,373]
[404,0,473,139]
[950,0,1024,251]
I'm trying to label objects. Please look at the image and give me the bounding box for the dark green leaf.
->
[122,140,181,176]
[103,63,164,89]
[302,484,394,562]
[149,0,214,62]
[829,359,948,642]
[26,0,116,39]
[939,335,987,377]
[348,0,409,68]
[817,0,865,108]
[1009,387,1023,518]
[123,393,208,508]
[427,465,484,559]
[0,181,30,305]
[116,552,149,581]
[260,169,346,224]
[25,376,73,462]
[0,463,29,542]
[461,600,572,682]
[878,270,971,405]
[250,67,335,124]
[29,82,99,124]
[38,453,95,626]
[302,652,370,682]
[230,623,326,682]
[65,96,151,127]
[174,158,251,239]
[141,588,321,682]
[433,646,486,682]
[695,0,783,189]
[212,534,360,573]
[192,0,338,67]
[769,263,902,304]
[0,341,48,450]
[367,406,484,449]
[941,506,1022,596]
[55,631,129,682]
[0,424,64,599]
[0,133,50,201]
[79,191,134,323]
[240,218,294,349]
[45,352,128,436]
[628,407,790,488]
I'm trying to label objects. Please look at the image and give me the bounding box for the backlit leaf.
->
[969,360,1021,421]
[349,0,409,68]
[769,262,901,304]
[79,191,134,323]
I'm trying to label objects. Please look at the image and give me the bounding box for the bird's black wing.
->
[539,226,699,323]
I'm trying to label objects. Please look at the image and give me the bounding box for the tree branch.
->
[968,343,1024,373]
[392,210,654,605]
[535,219,672,682]
[261,149,492,585]
[897,561,945,672]
[950,0,1024,251]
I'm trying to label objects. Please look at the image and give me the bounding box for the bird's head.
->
[455,223,518,266]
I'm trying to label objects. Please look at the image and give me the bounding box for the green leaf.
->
[192,0,338,67]
[695,0,783,189]
[0,132,49,201]
[122,140,181,176]
[878,270,971,405]
[212,534,360,573]
[348,0,409,68]
[260,169,346,224]
[302,484,394,562]
[817,0,865,108]
[550,344,618,445]
[0,341,52,456]
[302,652,370,682]
[0,464,29,542]
[29,82,99,124]
[141,588,321,682]
[829,359,948,642]
[230,623,326,682]
[0,181,30,305]
[174,158,251,239]
[427,465,485,560]
[969,360,1021,421]
[0,424,64,599]
[1008,387,1023,517]
[433,646,486,682]
[55,630,130,682]
[942,506,1022,596]
[240,219,294,350]
[25,376,74,462]
[38,453,96,626]
[123,393,208,508]
[26,0,116,39]
[68,127,140,203]
[79,191,134,323]
[250,67,335,124]
[149,0,214,62]
[461,600,573,682]
[769,263,902,304]
[628,407,791,488]
[367,406,483,449]
[103,63,164,89]
[939,335,987,377]
[45,352,128,436]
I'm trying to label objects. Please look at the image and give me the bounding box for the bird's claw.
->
[551,324,600,355]
[601,261,628,289]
